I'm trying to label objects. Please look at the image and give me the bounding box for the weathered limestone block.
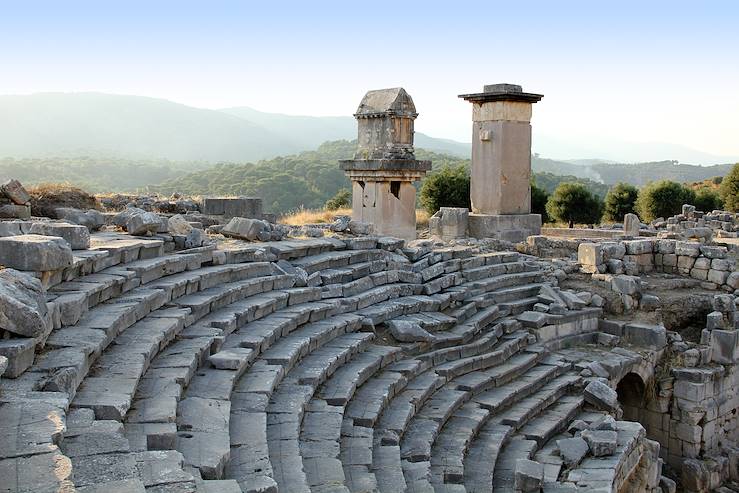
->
[606,258,624,274]
[676,241,701,257]
[623,323,667,349]
[581,429,617,457]
[514,459,544,492]
[385,320,435,343]
[700,245,727,259]
[623,213,641,236]
[29,222,90,250]
[0,204,31,219]
[657,239,676,254]
[126,211,162,236]
[578,243,603,266]
[624,239,652,255]
[677,255,696,273]
[0,235,73,271]
[611,275,640,295]
[556,437,589,467]
[55,207,106,231]
[0,268,48,338]
[583,380,620,414]
[727,272,739,290]
[1,179,31,204]
[168,214,193,235]
[711,329,739,364]
[707,269,729,285]
[202,197,262,218]
[221,217,269,241]
[430,207,469,241]
[0,338,36,377]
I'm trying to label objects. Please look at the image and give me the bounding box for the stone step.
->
[562,421,647,490]
[461,260,535,282]
[461,270,542,296]
[266,333,375,492]
[491,438,538,489]
[290,249,383,274]
[518,395,584,447]
[500,296,541,316]
[492,374,582,429]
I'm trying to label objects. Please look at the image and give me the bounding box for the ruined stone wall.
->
[579,239,738,291]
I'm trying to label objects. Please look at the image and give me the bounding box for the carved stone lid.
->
[355,88,418,118]
[459,83,543,104]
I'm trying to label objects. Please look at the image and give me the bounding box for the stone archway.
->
[616,372,647,423]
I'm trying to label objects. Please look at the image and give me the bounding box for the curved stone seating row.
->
[109,243,444,490]
[1,233,660,492]
[0,236,372,492]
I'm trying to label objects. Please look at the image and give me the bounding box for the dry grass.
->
[28,183,99,218]
[279,207,352,225]
[281,207,433,230]
[416,209,431,229]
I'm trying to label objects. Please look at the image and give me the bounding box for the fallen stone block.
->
[623,322,667,349]
[610,275,640,295]
[0,204,31,219]
[581,429,617,457]
[222,217,268,241]
[556,437,589,467]
[29,222,90,250]
[126,211,162,236]
[583,380,620,414]
[0,337,36,377]
[1,179,31,204]
[168,214,193,235]
[517,310,547,328]
[514,459,544,492]
[0,234,73,271]
[385,320,435,343]
[55,207,105,231]
[0,268,49,338]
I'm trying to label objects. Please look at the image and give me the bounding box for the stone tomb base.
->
[468,213,541,242]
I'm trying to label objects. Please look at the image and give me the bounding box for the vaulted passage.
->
[617,372,646,422]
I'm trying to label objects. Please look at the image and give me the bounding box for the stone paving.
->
[0,231,666,492]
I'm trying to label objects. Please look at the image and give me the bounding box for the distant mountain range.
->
[0,92,736,189]
[0,92,469,162]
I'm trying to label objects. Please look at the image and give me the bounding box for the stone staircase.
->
[0,233,661,492]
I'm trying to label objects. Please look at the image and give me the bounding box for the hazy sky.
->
[1,0,738,160]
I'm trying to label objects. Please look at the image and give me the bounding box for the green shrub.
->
[545,182,603,228]
[419,165,470,215]
[635,180,695,221]
[325,188,351,210]
[531,181,550,223]
[720,163,739,212]
[693,187,723,212]
[603,182,639,222]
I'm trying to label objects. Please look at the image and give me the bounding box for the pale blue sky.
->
[1,0,738,160]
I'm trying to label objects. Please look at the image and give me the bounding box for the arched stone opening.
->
[617,372,646,422]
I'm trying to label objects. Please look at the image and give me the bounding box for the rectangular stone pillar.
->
[459,84,544,242]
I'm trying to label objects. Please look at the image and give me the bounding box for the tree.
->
[545,182,603,228]
[531,181,550,223]
[603,182,639,222]
[325,189,351,210]
[635,180,695,221]
[720,163,739,212]
[693,187,723,212]
[419,165,471,215]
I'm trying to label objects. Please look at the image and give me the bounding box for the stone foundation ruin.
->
[1,86,739,493]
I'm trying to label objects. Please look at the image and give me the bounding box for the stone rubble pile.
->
[579,239,739,292]
[0,179,32,219]
[656,204,739,239]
